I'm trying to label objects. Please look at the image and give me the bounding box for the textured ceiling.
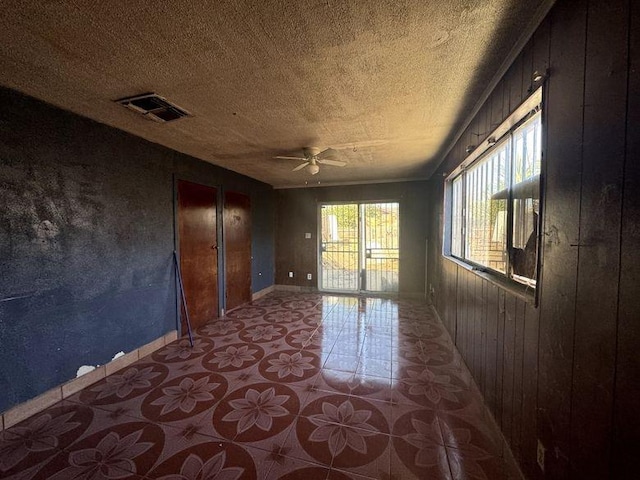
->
[0,0,548,187]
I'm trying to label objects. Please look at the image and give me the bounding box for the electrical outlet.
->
[288,271,294,278]
[537,439,545,472]
[307,273,312,280]
[305,232,312,239]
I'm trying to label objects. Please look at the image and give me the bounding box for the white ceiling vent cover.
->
[116,93,191,122]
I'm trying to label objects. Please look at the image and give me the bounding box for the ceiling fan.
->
[274,147,346,175]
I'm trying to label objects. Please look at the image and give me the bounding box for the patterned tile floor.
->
[0,292,521,479]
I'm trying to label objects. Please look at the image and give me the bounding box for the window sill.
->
[442,255,537,305]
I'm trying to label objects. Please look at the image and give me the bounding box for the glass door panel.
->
[363,203,399,293]
[320,204,359,291]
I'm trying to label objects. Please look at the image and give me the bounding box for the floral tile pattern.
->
[0,292,521,479]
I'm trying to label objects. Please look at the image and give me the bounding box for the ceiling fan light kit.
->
[307,163,320,175]
[274,146,347,176]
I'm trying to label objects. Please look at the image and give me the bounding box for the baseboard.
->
[274,286,426,300]
[252,284,275,300]
[399,291,428,300]
[0,329,178,431]
[274,284,318,293]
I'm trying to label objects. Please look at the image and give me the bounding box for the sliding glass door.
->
[320,202,399,293]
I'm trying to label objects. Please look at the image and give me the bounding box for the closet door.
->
[178,180,218,331]
[224,191,251,310]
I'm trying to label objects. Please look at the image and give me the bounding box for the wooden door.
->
[177,180,218,332]
[224,191,251,310]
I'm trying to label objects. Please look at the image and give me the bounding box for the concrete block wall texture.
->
[0,87,275,413]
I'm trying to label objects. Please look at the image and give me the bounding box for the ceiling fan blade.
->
[316,148,338,160]
[317,159,347,167]
[275,156,306,161]
[292,161,309,172]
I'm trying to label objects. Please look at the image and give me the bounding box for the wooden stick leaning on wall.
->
[173,250,194,347]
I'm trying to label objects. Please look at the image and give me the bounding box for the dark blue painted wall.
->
[0,87,275,412]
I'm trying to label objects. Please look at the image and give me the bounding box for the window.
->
[444,88,543,288]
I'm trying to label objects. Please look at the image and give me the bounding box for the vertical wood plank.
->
[467,272,478,378]
[490,79,505,130]
[465,271,473,374]
[495,289,506,429]
[478,279,487,397]
[509,54,524,111]
[484,283,499,418]
[503,66,512,122]
[612,2,640,476]
[452,264,459,340]
[571,1,629,478]
[533,16,551,83]
[511,298,526,465]
[521,301,541,479]
[537,1,587,476]
[480,102,492,145]
[456,267,465,352]
[443,260,451,335]
[501,294,517,446]
[470,272,478,380]
[471,274,480,384]
[462,269,471,365]
[520,42,535,100]
[475,277,486,393]
[467,271,475,371]
[459,269,468,362]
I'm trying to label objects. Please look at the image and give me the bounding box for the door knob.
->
[212,245,218,250]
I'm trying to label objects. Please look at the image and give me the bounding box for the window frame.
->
[443,87,544,299]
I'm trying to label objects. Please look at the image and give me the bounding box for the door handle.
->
[212,245,218,250]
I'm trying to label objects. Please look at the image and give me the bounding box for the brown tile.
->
[3,386,62,428]
[327,470,372,479]
[61,364,106,398]
[0,402,98,477]
[389,440,452,480]
[239,444,283,480]
[330,436,391,478]
[257,349,322,386]
[143,429,263,479]
[214,382,302,442]
[266,453,331,479]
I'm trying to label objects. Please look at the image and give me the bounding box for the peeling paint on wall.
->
[76,365,96,377]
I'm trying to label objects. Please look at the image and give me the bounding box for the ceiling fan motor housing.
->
[303,147,322,158]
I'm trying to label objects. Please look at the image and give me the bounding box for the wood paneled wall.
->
[276,182,428,296]
[427,0,639,478]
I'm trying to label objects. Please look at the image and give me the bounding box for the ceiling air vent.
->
[116,93,191,122]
